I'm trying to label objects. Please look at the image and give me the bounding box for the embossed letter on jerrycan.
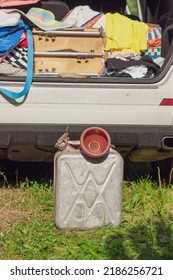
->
[54,127,124,230]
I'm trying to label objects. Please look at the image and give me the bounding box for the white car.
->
[0,0,172,182]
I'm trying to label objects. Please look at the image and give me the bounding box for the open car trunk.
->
[1,0,173,84]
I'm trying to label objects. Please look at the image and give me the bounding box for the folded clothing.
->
[0,61,26,76]
[147,27,162,47]
[0,0,40,8]
[106,55,160,75]
[105,13,149,54]
[0,19,27,56]
[145,47,161,59]
[145,26,162,58]
[62,5,101,27]
[0,10,20,27]
[4,46,28,69]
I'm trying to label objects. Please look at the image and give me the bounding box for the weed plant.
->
[0,177,172,260]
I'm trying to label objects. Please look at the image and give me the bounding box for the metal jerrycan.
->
[54,127,124,230]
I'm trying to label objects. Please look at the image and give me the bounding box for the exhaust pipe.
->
[161,136,173,150]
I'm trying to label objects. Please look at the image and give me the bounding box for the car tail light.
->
[160,99,173,105]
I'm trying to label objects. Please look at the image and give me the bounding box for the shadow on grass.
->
[102,218,173,260]
[0,160,53,185]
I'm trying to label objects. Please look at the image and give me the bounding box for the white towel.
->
[0,10,21,27]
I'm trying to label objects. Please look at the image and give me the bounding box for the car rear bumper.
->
[0,123,172,144]
[0,124,172,155]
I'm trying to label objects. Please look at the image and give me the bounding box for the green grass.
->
[127,0,138,15]
[0,179,173,260]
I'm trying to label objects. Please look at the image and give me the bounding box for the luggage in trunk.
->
[33,28,105,77]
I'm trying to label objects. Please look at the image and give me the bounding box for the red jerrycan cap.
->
[80,127,111,158]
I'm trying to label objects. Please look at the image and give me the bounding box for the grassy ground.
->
[0,178,172,260]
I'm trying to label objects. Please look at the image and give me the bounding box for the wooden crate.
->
[33,28,105,77]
